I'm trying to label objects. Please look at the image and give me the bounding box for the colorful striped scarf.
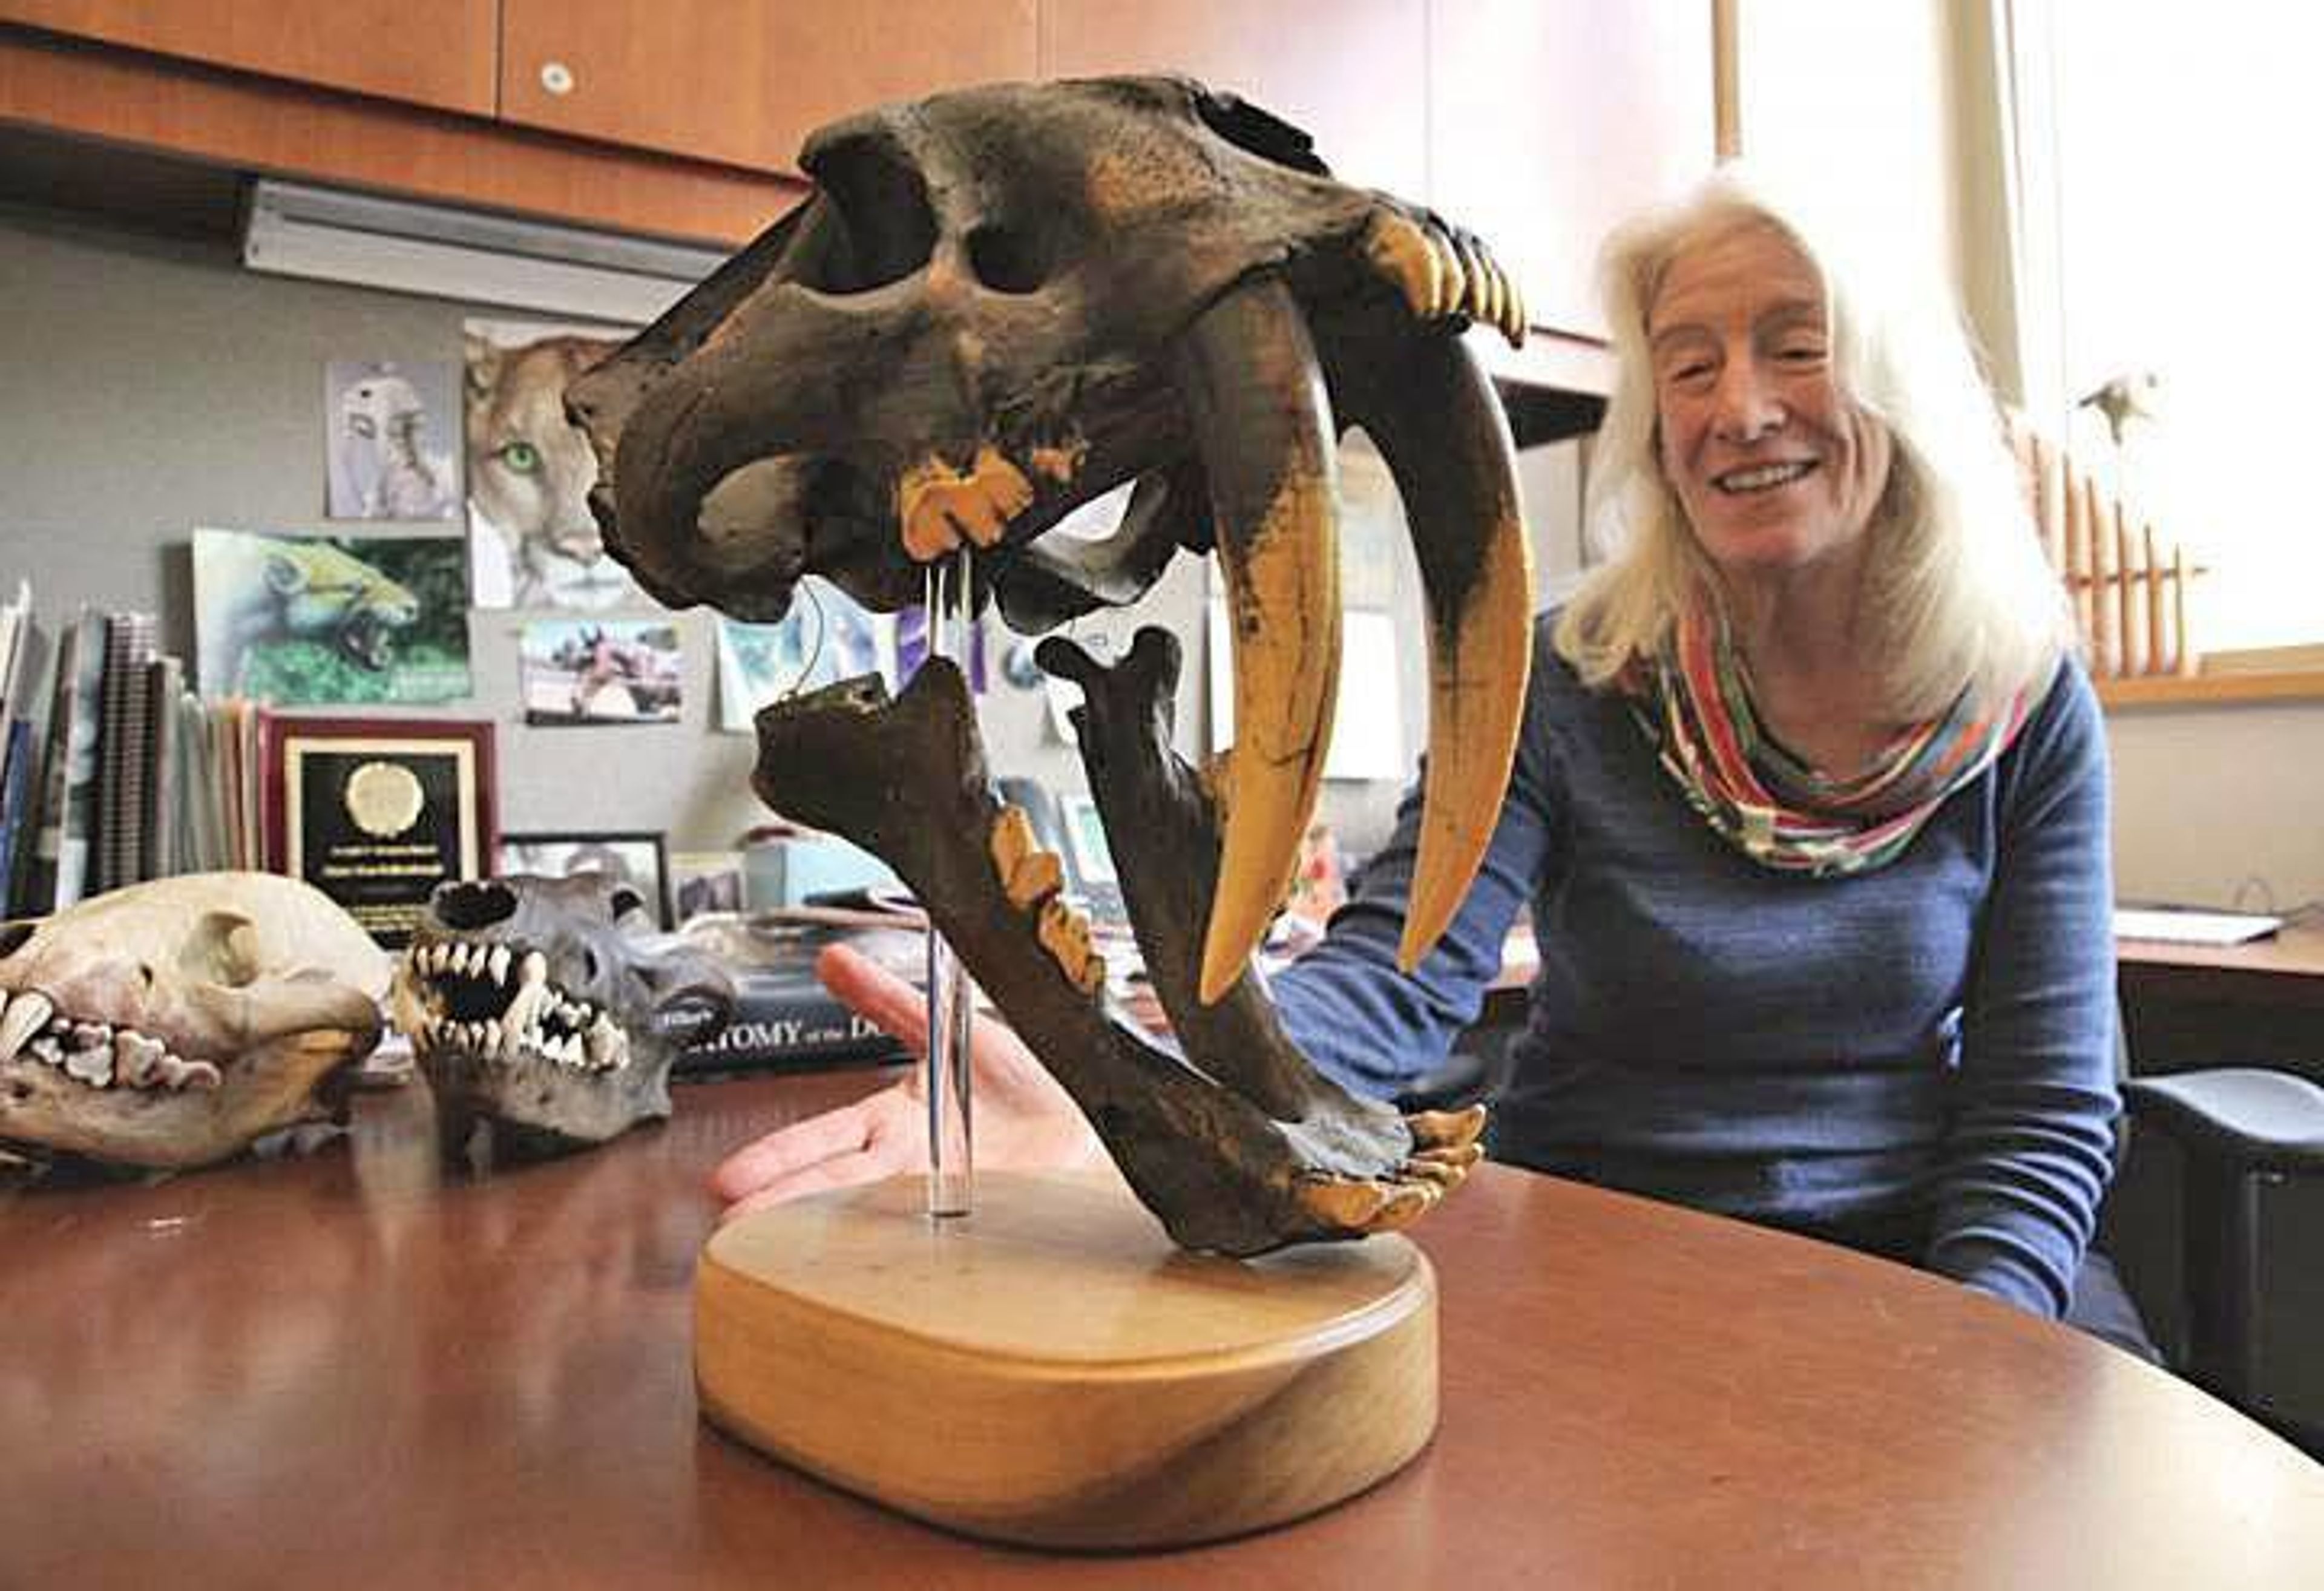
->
[1626,603,2035,876]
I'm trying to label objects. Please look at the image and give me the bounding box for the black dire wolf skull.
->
[393,874,733,1156]
[0,873,389,1172]
[568,77,1536,1254]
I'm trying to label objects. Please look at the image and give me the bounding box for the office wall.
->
[0,198,1584,869]
[2108,707,2324,913]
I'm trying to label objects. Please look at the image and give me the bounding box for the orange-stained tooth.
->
[896,445,1035,563]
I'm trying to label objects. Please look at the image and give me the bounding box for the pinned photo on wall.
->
[325,360,461,522]
[714,577,895,733]
[518,617,684,725]
[462,318,642,611]
[192,526,473,705]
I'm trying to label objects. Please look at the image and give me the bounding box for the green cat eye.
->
[499,441,542,473]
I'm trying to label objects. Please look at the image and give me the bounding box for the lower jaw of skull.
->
[0,1032,362,1170]
[419,1037,669,1155]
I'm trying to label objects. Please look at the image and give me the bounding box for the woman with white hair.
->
[713,165,2148,1352]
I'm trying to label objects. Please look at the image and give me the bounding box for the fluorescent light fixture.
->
[241,179,727,326]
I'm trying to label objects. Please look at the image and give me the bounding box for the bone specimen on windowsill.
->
[0,873,389,1173]
[566,75,1535,1253]
[391,873,735,1160]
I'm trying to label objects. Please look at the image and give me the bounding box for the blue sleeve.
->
[1921,661,2122,1319]
[1272,626,1564,1100]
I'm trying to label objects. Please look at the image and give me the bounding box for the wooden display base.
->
[694,1170,1439,1550]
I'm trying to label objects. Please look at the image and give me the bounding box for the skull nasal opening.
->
[435,881,519,931]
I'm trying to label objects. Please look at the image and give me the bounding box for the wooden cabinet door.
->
[1040,0,1427,197]
[1430,0,1714,342]
[0,0,496,114]
[499,0,1038,174]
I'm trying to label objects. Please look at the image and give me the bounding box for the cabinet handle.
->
[539,61,577,96]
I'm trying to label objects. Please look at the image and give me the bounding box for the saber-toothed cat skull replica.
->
[0,873,388,1172]
[392,874,734,1157]
[568,77,1534,1255]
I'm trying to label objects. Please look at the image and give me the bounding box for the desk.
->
[2118,920,2324,1074]
[5,1072,2320,1587]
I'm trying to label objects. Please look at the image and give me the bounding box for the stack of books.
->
[0,585,273,918]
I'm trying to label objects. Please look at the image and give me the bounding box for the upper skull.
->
[566,76,1385,624]
[571,72,1536,1011]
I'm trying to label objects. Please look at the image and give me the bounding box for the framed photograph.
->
[192,526,473,705]
[261,715,498,949]
[519,617,683,725]
[668,848,746,923]
[499,831,670,929]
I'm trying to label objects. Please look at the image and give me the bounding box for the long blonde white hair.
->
[1554,163,2071,720]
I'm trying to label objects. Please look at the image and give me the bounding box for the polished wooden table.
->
[6,1071,2322,1587]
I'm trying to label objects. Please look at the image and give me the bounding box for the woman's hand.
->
[707,942,1104,1220]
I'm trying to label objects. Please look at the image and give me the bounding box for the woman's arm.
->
[1273,631,1565,1099]
[1922,662,2122,1318]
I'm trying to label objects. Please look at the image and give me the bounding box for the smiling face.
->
[1648,221,1892,589]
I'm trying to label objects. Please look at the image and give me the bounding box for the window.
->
[2020,1,2324,655]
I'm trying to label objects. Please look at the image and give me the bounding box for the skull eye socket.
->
[805,138,936,294]
[608,887,647,922]
[967,223,1049,295]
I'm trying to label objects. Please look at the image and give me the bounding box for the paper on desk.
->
[2113,907,2282,945]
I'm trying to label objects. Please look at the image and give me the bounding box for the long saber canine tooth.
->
[1340,329,1534,975]
[0,990,54,1062]
[1173,275,1343,1004]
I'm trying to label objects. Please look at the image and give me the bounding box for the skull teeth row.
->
[393,940,630,1073]
[0,989,223,1092]
[408,1012,626,1072]
[1362,210,1529,347]
[412,940,516,985]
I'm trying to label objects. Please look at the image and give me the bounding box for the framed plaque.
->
[262,715,497,948]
